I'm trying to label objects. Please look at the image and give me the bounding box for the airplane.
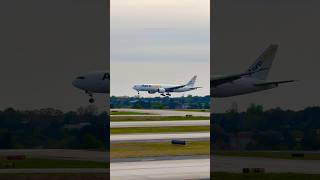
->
[132,76,201,96]
[211,44,295,98]
[72,71,109,103]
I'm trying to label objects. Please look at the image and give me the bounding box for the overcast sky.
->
[2,0,319,112]
[212,0,320,112]
[0,0,107,111]
[110,0,210,97]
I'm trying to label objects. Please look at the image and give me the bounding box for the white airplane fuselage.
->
[132,75,200,95]
[133,84,196,94]
[72,71,109,103]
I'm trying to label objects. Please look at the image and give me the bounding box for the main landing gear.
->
[160,93,171,97]
[86,91,95,103]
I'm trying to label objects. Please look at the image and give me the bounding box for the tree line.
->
[0,106,108,150]
[213,104,320,150]
[1,103,320,151]
[110,95,210,109]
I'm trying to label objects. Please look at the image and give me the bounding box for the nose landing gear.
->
[89,98,95,103]
[86,91,95,103]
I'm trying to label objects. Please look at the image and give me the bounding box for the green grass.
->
[111,141,209,159]
[0,174,108,180]
[175,109,209,112]
[213,151,320,160]
[0,158,107,169]
[213,172,320,180]
[111,116,209,122]
[111,126,209,134]
[110,111,152,115]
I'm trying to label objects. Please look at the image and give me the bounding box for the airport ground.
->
[111,109,320,179]
[1,109,320,179]
[110,109,210,179]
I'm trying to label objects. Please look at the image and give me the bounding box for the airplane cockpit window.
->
[76,76,85,79]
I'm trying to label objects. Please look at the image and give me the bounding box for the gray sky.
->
[0,0,107,111]
[111,0,210,97]
[212,0,320,112]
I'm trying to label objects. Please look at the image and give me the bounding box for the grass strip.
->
[111,141,209,159]
[0,174,108,180]
[111,126,209,134]
[213,172,320,180]
[0,158,107,169]
[213,151,320,160]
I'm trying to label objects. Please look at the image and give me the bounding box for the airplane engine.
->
[148,91,156,94]
[158,88,166,93]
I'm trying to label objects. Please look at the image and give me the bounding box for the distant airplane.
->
[72,71,109,103]
[211,44,295,97]
[133,76,201,96]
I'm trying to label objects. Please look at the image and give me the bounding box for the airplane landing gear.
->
[86,91,95,103]
[166,93,171,96]
[89,98,95,103]
[160,93,166,96]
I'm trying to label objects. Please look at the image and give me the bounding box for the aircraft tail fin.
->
[246,44,278,80]
[186,75,197,87]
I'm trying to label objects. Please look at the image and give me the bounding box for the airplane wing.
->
[211,68,269,87]
[254,80,296,87]
[165,85,186,92]
[211,73,247,87]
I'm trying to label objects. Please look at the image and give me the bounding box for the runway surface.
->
[111,120,209,128]
[0,149,107,162]
[213,155,320,174]
[111,132,210,142]
[111,108,210,117]
[111,158,209,180]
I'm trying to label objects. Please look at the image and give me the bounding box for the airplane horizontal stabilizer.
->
[254,80,296,87]
[191,87,202,90]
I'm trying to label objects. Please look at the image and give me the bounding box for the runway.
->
[111,158,209,180]
[111,132,210,142]
[213,155,320,174]
[111,108,210,117]
[111,120,209,128]
[0,149,107,162]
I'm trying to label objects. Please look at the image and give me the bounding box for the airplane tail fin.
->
[246,44,278,80]
[186,75,197,87]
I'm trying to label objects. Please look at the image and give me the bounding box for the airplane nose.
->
[72,79,80,88]
[132,85,137,90]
